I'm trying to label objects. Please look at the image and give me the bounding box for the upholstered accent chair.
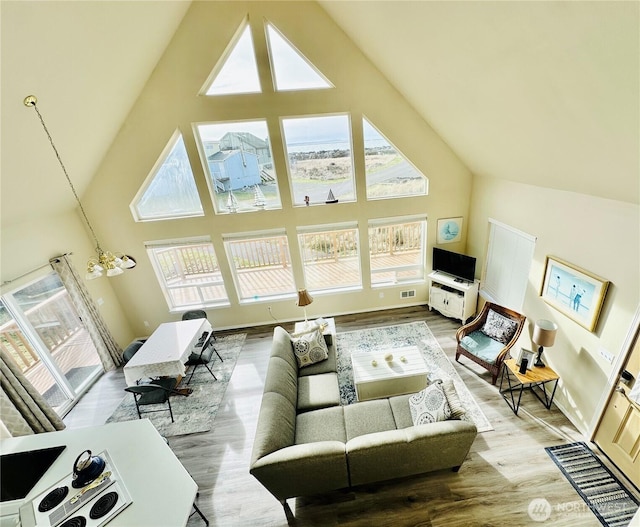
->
[455,302,526,385]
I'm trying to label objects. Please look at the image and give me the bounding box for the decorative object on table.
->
[325,189,338,203]
[518,359,528,374]
[532,319,558,367]
[296,288,314,325]
[253,185,266,209]
[108,332,246,437]
[227,190,239,212]
[540,255,610,332]
[516,348,536,371]
[545,442,639,527]
[436,217,463,244]
[24,95,137,280]
[72,450,106,488]
[335,321,492,432]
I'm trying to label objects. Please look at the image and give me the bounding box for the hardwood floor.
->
[63,306,638,526]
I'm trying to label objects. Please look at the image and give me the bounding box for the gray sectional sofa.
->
[250,325,478,507]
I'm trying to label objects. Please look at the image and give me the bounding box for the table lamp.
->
[532,319,558,367]
[296,289,314,326]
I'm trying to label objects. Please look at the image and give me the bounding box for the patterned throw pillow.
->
[440,378,467,419]
[480,309,518,345]
[290,327,329,368]
[409,381,451,425]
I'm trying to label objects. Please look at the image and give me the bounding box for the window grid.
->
[368,220,425,286]
[224,234,296,302]
[147,242,229,310]
[298,226,362,292]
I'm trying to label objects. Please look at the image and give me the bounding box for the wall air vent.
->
[401,290,416,299]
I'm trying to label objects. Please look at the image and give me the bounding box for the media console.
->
[428,271,479,323]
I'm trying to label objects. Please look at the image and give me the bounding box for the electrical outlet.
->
[379,292,384,299]
[598,347,614,364]
[96,297,104,306]
[143,321,150,328]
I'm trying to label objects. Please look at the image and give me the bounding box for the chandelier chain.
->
[30,102,103,253]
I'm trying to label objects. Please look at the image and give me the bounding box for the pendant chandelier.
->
[24,95,136,280]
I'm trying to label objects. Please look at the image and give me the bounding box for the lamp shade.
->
[296,289,313,307]
[532,319,558,347]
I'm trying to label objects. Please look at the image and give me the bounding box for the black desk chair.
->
[185,333,221,384]
[124,377,179,422]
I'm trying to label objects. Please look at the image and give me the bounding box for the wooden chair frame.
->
[455,301,526,385]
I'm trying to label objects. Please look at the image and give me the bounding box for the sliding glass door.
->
[0,273,103,416]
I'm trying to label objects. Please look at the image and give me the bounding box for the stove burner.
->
[89,491,118,520]
[59,516,87,527]
[38,486,69,512]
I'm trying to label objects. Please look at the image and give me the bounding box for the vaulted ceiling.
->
[2,1,638,231]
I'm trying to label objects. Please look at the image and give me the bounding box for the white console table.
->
[428,271,479,323]
[0,420,197,526]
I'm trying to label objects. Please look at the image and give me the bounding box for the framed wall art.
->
[540,256,609,332]
[437,217,463,244]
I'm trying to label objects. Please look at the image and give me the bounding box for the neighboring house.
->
[220,132,271,166]
[207,149,261,191]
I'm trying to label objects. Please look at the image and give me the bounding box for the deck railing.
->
[152,222,423,301]
[0,291,81,373]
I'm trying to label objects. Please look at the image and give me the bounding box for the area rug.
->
[545,442,639,527]
[335,322,493,432]
[106,333,246,437]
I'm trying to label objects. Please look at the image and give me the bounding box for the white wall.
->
[467,175,639,434]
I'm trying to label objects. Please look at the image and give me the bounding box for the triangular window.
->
[131,132,204,221]
[363,117,428,200]
[266,23,332,91]
[204,23,261,96]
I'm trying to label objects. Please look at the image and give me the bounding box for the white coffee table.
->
[351,346,428,401]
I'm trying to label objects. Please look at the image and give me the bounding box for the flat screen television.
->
[433,247,476,283]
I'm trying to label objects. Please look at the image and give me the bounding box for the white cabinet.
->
[428,271,479,323]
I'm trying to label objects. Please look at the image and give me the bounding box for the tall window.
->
[204,23,261,96]
[368,218,426,286]
[224,231,296,302]
[195,120,282,213]
[131,132,204,221]
[0,273,103,416]
[363,117,428,200]
[146,239,229,311]
[298,224,361,293]
[265,23,332,91]
[282,114,356,206]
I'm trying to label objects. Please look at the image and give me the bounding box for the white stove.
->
[19,451,132,527]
